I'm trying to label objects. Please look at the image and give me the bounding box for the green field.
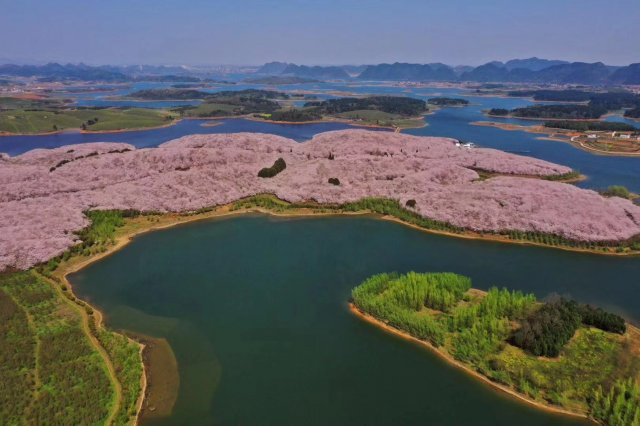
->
[0,108,174,134]
[0,97,69,110]
[0,270,144,425]
[334,109,425,129]
[178,102,238,117]
[351,272,640,422]
[333,109,425,128]
[0,271,114,424]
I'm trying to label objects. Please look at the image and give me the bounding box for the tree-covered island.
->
[351,272,640,425]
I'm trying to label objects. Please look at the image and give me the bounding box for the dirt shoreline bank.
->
[348,303,599,423]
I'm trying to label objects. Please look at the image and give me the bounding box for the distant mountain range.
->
[501,58,569,71]
[256,62,350,79]
[0,63,128,82]
[0,63,252,82]
[256,62,290,75]
[358,63,457,81]
[458,61,617,84]
[2,58,640,85]
[359,60,634,85]
[609,63,640,85]
[256,58,640,85]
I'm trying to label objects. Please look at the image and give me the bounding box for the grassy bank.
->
[0,108,175,134]
[331,109,426,129]
[29,209,146,425]
[230,195,640,255]
[350,272,640,424]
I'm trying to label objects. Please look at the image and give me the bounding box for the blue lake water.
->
[2,82,639,192]
[0,119,384,155]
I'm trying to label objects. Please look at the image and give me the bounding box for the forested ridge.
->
[511,104,607,120]
[544,121,638,132]
[497,90,640,120]
[304,96,427,116]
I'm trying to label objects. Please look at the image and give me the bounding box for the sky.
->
[1,0,639,66]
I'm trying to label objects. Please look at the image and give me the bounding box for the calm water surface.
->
[2,81,639,191]
[71,215,640,425]
[0,118,380,155]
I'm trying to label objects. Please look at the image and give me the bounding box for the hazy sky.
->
[2,0,639,66]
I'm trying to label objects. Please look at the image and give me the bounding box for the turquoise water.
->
[71,215,640,425]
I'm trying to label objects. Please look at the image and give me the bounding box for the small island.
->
[427,97,470,107]
[490,89,640,120]
[265,95,428,129]
[350,271,640,423]
[123,89,428,130]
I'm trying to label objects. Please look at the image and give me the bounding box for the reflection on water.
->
[69,215,639,425]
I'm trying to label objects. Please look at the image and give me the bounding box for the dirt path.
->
[40,274,123,426]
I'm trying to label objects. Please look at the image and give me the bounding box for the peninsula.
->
[472,121,640,157]
[2,130,640,271]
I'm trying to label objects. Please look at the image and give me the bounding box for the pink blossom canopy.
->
[1,130,639,270]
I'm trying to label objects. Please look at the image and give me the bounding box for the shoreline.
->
[0,113,422,138]
[80,119,180,135]
[51,202,640,424]
[244,114,428,131]
[348,303,599,423]
[53,234,149,425]
[472,121,640,158]
[484,113,608,122]
[0,118,181,137]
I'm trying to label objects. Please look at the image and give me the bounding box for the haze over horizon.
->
[2,0,639,67]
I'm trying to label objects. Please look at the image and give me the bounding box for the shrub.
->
[602,185,631,199]
[511,299,581,357]
[328,177,340,185]
[579,305,626,334]
[258,158,287,178]
[428,97,469,106]
[405,199,416,208]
